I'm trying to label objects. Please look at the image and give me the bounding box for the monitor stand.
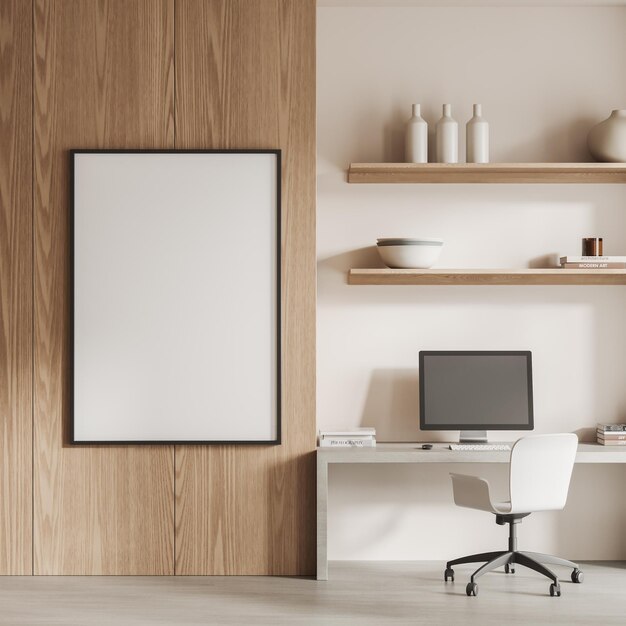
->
[459,430,488,444]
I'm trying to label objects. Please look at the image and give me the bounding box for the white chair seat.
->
[450,434,578,515]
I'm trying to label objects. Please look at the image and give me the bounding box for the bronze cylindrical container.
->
[582,237,603,256]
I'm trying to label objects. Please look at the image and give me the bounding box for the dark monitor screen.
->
[419,351,534,431]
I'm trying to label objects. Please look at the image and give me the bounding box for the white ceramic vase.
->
[436,104,458,164]
[466,104,489,163]
[405,104,428,163]
[587,110,626,162]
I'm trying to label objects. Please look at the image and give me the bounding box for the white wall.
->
[317,5,626,560]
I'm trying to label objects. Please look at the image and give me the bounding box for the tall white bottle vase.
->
[466,104,489,163]
[405,104,428,163]
[435,104,458,164]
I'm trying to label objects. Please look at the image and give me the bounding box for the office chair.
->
[444,433,582,597]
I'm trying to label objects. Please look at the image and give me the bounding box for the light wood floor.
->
[0,561,624,625]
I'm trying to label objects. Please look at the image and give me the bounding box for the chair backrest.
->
[509,433,578,513]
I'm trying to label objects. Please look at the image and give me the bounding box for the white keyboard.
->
[449,443,511,451]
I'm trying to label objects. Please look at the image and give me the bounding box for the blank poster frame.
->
[70,149,281,445]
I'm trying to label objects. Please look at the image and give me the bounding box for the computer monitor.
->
[419,351,534,443]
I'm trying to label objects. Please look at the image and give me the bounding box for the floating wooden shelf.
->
[348,163,626,184]
[348,269,626,286]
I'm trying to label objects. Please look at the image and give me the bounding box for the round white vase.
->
[436,104,458,164]
[587,110,626,162]
[405,104,428,163]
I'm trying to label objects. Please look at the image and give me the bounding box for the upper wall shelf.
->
[347,163,626,184]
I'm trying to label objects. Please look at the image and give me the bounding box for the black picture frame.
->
[70,149,282,445]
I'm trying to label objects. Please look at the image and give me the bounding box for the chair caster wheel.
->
[571,569,583,584]
[466,582,478,596]
[549,583,561,597]
[444,567,454,582]
[505,564,515,574]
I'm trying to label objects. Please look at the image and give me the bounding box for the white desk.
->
[316,442,626,580]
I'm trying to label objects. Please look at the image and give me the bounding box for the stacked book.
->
[318,427,376,448]
[560,256,626,269]
[597,423,626,446]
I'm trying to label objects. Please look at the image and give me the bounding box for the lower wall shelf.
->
[348,269,626,286]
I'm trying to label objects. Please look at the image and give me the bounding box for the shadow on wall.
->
[361,369,461,443]
[528,253,561,269]
[497,115,597,163]
[317,246,382,301]
[320,246,382,273]
[574,427,597,444]
[383,106,409,163]
[361,369,421,442]
[343,103,410,166]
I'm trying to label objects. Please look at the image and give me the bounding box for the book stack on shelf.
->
[318,427,376,448]
[560,256,626,269]
[597,423,626,446]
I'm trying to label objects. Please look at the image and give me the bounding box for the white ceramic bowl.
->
[377,239,443,269]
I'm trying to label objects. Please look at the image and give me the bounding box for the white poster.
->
[72,151,280,443]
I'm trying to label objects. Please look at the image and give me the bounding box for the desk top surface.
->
[317,442,626,464]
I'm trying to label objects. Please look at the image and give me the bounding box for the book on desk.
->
[597,423,626,445]
[318,428,376,447]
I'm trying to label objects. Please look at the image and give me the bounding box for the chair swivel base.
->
[444,516,583,597]
[444,550,583,596]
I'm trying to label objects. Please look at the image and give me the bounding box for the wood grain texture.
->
[348,269,626,286]
[0,0,33,575]
[348,163,626,184]
[174,0,316,575]
[33,0,175,574]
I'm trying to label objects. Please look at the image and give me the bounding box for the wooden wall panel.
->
[174,0,316,575]
[33,0,175,574]
[0,0,33,575]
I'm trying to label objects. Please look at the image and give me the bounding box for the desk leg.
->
[317,457,328,580]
